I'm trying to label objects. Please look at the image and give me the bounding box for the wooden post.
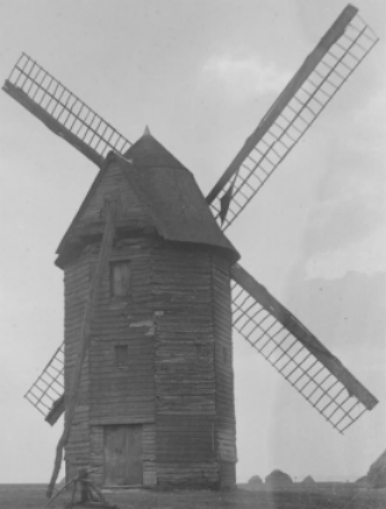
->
[47,201,116,498]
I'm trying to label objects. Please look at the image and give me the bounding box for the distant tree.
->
[301,475,316,485]
[265,470,293,488]
[248,475,263,488]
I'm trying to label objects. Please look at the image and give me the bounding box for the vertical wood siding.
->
[64,238,236,488]
[142,424,157,486]
[64,250,91,481]
[89,237,155,423]
[212,255,237,487]
[64,162,157,486]
[152,241,219,487]
[219,460,236,488]
[63,157,236,488]
[88,236,157,486]
[64,233,158,485]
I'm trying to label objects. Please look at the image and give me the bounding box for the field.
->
[0,484,385,509]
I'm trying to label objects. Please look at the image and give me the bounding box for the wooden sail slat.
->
[207,5,378,229]
[231,264,378,433]
[3,53,131,166]
[24,343,64,421]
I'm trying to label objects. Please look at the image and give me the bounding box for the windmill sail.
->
[231,264,378,433]
[207,5,379,229]
[24,342,64,425]
[3,53,131,166]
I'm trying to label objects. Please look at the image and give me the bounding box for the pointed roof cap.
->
[124,130,186,171]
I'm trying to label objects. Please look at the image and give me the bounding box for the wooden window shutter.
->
[110,260,131,297]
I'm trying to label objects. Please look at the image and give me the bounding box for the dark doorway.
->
[104,425,143,486]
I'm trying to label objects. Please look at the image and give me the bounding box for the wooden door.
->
[104,425,143,486]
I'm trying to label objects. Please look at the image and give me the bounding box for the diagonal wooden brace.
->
[47,200,117,498]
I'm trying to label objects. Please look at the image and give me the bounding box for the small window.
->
[110,260,131,297]
[115,345,128,367]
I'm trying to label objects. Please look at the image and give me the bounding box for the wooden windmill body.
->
[57,135,239,488]
[2,3,380,494]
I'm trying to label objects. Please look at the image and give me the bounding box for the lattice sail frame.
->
[207,5,379,230]
[24,342,64,419]
[3,53,132,166]
[231,265,378,433]
[4,8,377,433]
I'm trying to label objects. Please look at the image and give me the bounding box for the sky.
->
[0,0,385,485]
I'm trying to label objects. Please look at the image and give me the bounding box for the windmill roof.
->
[56,131,239,266]
[123,129,187,170]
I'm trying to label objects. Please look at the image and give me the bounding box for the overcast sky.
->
[0,0,385,484]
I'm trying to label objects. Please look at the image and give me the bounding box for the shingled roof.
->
[56,130,239,266]
[123,127,187,170]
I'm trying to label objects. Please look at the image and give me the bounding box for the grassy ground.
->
[0,484,385,509]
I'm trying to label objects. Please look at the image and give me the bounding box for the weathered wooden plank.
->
[48,204,117,497]
[212,256,236,468]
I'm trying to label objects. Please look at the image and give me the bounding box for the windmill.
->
[3,3,379,494]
